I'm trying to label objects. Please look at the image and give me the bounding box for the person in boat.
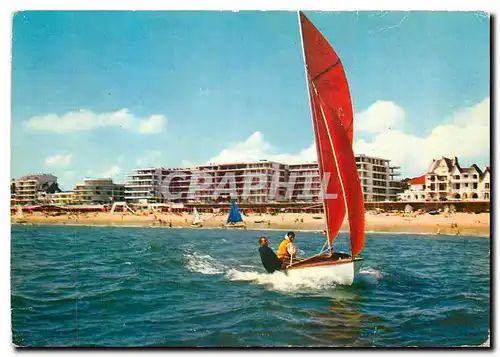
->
[258,236,282,273]
[277,231,298,266]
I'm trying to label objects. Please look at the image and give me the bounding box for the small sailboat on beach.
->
[191,207,203,227]
[279,12,365,285]
[16,205,23,219]
[225,200,246,229]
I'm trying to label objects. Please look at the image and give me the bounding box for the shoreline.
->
[11,211,490,238]
[11,222,490,238]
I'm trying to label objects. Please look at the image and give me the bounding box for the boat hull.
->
[224,222,246,229]
[286,254,364,286]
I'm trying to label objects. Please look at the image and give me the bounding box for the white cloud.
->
[136,150,163,167]
[354,97,490,177]
[357,100,405,133]
[98,165,122,179]
[207,131,317,165]
[204,98,489,178]
[138,115,165,134]
[181,160,196,168]
[44,154,72,168]
[25,109,166,134]
[57,170,76,191]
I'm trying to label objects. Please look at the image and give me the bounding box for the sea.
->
[10,224,490,347]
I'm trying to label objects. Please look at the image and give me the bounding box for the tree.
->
[400,178,410,191]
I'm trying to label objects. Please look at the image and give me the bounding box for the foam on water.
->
[357,267,384,284]
[184,251,226,275]
[184,248,385,293]
[226,268,341,293]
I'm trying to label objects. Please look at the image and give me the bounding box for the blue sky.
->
[11,11,490,190]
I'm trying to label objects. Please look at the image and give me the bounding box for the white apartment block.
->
[73,178,125,204]
[190,161,288,203]
[356,155,401,201]
[288,163,322,202]
[399,156,490,201]
[124,155,400,205]
[124,168,193,204]
[12,174,58,205]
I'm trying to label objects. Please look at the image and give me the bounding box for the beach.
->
[11,211,490,237]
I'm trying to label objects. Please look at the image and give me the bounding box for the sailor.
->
[258,236,281,273]
[277,231,297,265]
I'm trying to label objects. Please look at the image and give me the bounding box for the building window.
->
[485,183,490,189]
[463,174,468,178]
[430,183,435,190]
[464,183,469,188]
[473,183,478,189]
[453,175,460,180]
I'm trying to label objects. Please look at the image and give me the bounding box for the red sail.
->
[308,78,345,247]
[315,89,365,255]
[299,12,354,144]
[300,12,365,255]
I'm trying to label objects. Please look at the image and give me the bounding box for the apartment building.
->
[124,167,193,204]
[73,178,125,204]
[192,161,288,203]
[12,174,58,205]
[124,155,401,205]
[356,155,401,201]
[288,163,322,202]
[52,191,75,205]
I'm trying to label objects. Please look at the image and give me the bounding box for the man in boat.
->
[277,231,298,267]
[258,236,282,273]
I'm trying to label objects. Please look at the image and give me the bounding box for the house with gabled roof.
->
[398,156,490,201]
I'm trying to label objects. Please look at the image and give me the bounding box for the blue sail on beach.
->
[226,200,243,224]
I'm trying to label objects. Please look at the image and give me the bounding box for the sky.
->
[11,11,490,190]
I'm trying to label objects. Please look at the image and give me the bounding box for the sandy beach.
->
[11,211,490,237]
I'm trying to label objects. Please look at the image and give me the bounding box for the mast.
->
[297,11,331,251]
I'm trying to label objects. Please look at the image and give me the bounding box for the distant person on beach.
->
[277,231,297,266]
[258,236,282,273]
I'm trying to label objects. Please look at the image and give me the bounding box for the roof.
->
[408,175,425,185]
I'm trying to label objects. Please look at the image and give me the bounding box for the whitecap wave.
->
[184,251,226,275]
[356,267,383,285]
[359,267,383,279]
[226,268,339,293]
[184,249,382,293]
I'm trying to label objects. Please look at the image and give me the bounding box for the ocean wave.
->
[225,268,340,293]
[183,251,226,275]
[357,267,384,284]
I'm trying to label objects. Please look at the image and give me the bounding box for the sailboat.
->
[16,205,23,219]
[283,12,365,285]
[191,207,203,227]
[225,200,246,229]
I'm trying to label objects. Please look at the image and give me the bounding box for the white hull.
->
[286,258,363,286]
